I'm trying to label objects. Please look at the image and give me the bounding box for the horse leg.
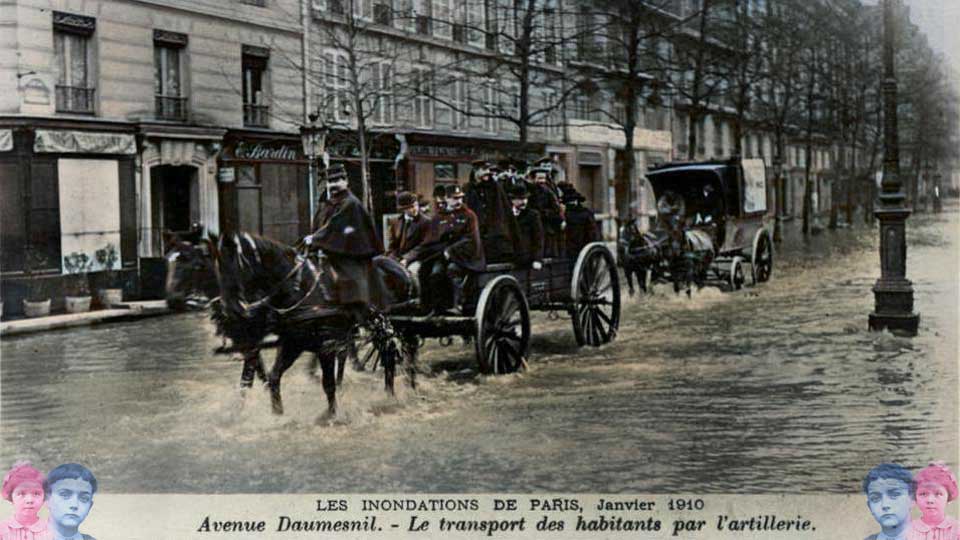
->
[381,338,397,396]
[402,334,418,391]
[239,348,259,389]
[624,266,636,297]
[317,350,338,417]
[268,340,303,415]
[337,340,355,386]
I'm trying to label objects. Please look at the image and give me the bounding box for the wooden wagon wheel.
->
[751,231,773,284]
[729,256,746,291]
[475,276,530,375]
[571,243,621,347]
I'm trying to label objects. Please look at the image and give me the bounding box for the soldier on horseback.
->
[303,164,385,310]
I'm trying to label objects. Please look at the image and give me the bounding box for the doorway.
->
[151,165,198,241]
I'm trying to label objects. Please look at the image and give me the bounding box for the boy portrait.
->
[864,463,915,540]
[44,464,97,540]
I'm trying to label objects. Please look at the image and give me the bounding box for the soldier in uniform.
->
[507,183,544,270]
[562,187,601,258]
[528,166,565,258]
[429,184,447,217]
[406,184,484,313]
[464,161,519,264]
[387,191,428,262]
[303,164,384,309]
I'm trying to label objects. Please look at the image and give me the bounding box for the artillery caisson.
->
[358,242,621,375]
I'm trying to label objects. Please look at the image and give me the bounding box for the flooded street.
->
[2,209,957,494]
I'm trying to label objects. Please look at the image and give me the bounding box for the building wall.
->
[2,0,304,132]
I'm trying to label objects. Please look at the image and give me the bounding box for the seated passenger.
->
[464,162,520,264]
[387,191,428,262]
[507,183,544,270]
[428,184,447,218]
[528,166,565,258]
[406,184,485,313]
[562,188,600,258]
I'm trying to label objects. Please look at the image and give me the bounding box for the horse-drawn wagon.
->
[619,158,774,295]
[362,241,621,375]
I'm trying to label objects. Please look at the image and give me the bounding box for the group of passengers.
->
[301,158,600,314]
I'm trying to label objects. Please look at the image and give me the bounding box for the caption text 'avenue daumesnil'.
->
[195,497,816,536]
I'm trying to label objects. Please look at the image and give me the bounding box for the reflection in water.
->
[1,211,957,494]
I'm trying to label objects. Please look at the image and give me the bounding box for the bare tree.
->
[306,0,415,210]
[664,0,733,160]
[752,0,805,240]
[411,0,587,150]
[573,0,684,217]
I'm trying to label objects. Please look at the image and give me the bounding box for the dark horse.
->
[165,231,414,416]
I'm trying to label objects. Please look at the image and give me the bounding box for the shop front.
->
[137,124,224,298]
[218,132,310,246]
[0,121,138,316]
[400,133,546,207]
[566,119,673,238]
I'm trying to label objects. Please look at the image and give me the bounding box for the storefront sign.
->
[0,129,12,152]
[218,167,236,183]
[742,158,767,214]
[34,130,136,155]
[232,141,302,161]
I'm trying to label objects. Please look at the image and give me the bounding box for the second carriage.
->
[362,241,621,375]
[619,157,775,295]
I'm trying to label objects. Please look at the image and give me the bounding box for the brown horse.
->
[165,231,412,416]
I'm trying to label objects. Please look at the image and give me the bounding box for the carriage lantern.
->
[300,112,330,218]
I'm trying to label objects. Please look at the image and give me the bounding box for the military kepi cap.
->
[445,184,465,198]
[321,163,348,184]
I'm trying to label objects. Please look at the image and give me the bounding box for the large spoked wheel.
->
[475,276,531,375]
[571,243,621,347]
[751,231,773,285]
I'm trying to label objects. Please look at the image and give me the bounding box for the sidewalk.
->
[0,300,171,338]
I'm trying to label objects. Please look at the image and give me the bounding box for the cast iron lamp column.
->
[300,112,329,221]
[869,0,919,336]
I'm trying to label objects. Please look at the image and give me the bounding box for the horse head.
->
[164,230,219,312]
[214,232,301,319]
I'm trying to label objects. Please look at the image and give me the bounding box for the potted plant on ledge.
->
[22,251,52,318]
[95,243,123,308]
[63,252,93,314]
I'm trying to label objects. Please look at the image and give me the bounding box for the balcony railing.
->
[416,15,431,35]
[155,95,188,121]
[243,103,270,127]
[452,23,467,44]
[55,85,96,114]
[374,3,392,25]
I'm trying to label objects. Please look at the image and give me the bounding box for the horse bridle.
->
[227,234,323,316]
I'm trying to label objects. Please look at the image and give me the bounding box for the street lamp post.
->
[300,112,329,222]
[772,157,783,243]
[869,0,919,336]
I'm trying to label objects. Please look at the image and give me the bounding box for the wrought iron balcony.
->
[243,103,270,127]
[155,95,188,121]
[55,85,96,114]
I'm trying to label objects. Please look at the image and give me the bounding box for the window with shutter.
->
[467,0,485,48]
[497,0,515,55]
[413,68,434,128]
[433,0,452,39]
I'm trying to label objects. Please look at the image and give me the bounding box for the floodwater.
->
[2,208,957,494]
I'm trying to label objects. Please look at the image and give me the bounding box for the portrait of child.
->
[864,463,915,540]
[44,464,97,540]
[0,461,49,540]
[907,461,959,540]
